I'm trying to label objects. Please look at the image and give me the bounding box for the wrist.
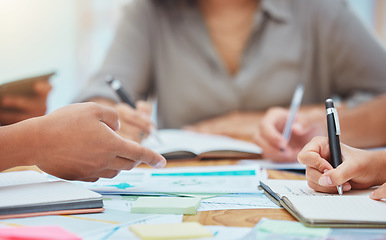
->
[369,150,386,185]
[0,118,42,170]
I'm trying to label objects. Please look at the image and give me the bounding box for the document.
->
[142,129,262,159]
[260,180,386,228]
[198,193,279,211]
[0,171,103,219]
[75,165,261,195]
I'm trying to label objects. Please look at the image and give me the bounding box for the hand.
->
[297,136,386,194]
[114,100,154,142]
[30,103,166,181]
[0,80,51,125]
[253,106,325,163]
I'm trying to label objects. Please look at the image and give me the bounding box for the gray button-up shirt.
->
[76,0,386,129]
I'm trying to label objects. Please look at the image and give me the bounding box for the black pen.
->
[325,99,343,195]
[105,75,162,143]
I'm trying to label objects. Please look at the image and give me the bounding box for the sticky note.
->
[0,226,81,240]
[130,222,213,240]
[131,197,200,215]
[257,219,330,237]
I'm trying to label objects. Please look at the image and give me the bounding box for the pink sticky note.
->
[0,226,81,240]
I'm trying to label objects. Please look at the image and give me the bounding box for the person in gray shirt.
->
[76,0,386,162]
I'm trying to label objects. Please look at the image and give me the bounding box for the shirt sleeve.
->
[74,0,155,103]
[325,0,386,103]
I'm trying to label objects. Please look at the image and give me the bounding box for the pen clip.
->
[327,108,341,135]
[327,108,340,135]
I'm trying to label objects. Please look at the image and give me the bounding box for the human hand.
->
[0,80,51,125]
[253,106,325,162]
[31,103,166,181]
[113,100,155,143]
[297,136,386,195]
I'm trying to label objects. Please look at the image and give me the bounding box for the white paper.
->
[198,193,279,211]
[75,165,261,194]
[261,180,386,224]
[0,170,47,187]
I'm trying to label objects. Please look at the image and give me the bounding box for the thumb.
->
[136,100,152,118]
[34,80,52,95]
[318,160,354,187]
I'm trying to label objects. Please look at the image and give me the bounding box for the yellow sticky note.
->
[131,197,200,215]
[129,222,213,240]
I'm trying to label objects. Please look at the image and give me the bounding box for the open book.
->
[260,180,386,228]
[0,171,103,219]
[142,129,262,159]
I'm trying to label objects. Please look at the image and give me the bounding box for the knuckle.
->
[297,151,307,164]
[132,149,145,162]
[94,159,109,170]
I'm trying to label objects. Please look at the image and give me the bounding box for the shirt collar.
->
[259,0,291,23]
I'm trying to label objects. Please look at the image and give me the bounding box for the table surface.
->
[159,159,306,228]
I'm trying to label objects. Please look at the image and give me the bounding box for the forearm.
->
[339,95,386,148]
[0,118,40,171]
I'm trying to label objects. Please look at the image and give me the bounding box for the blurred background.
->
[0,0,385,113]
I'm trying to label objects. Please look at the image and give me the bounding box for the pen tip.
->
[337,185,343,195]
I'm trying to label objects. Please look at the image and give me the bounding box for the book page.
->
[261,180,386,224]
[142,129,262,156]
[261,179,374,197]
[289,196,386,222]
[0,171,47,187]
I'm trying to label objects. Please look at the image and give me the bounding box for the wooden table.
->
[159,159,306,228]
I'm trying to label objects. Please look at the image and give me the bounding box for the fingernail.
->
[319,176,333,186]
[155,160,166,168]
[370,191,375,199]
[117,120,121,130]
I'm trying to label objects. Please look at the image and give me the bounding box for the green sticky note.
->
[131,197,200,215]
[130,222,213,240]
[257,219,330,237]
